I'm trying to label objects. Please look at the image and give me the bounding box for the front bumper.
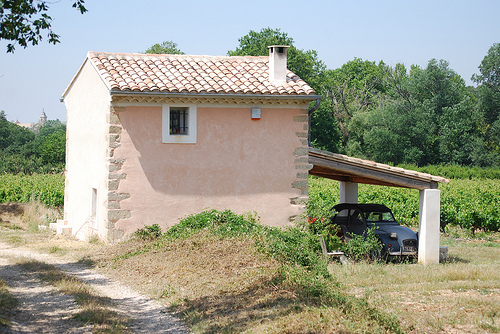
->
[388,242,418,256]
[388,250,418,256]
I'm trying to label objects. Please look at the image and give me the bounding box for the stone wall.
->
[105,106,129,241]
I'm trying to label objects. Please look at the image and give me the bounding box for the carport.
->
[308,148,449,265]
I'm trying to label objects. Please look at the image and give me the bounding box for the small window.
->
[91,188,97,218]
[170,107,188,135]
[91,187,97,229]
[162,104,197,144]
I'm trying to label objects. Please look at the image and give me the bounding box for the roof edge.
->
[109,91,322,101]
[61,52,114,102]
[309,147,449,185]
[60,57,89,101]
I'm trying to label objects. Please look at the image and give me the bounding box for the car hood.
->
[374,224,418,240]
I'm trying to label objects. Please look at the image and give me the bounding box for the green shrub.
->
[163,209,330,278]
[308,217,346,252]
[345,226,383,261]
[257,225,330,278]
[134,224,162,240]
[133,209,403,333]
[165,209,259,240]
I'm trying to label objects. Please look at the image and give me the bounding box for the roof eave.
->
[108,90,321,101]
[309,148,449,190]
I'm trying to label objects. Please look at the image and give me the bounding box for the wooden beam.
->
[310,167,414,188]
[309,155,434,190]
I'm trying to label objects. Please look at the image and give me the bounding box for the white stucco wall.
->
[63,60,110,240]
[418,189,441,264]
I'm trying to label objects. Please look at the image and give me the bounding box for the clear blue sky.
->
[1,0,499,123]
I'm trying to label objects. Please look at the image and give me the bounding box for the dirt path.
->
[0,242,190,334]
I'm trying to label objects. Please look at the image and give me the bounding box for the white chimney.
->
[268,45,289,83]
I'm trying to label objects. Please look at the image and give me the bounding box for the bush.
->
[134,224,162,240]
[130,209,402,332]
[164,209,260,240]
[160,209,330,278]
[308,217,346,253]
[345,226,383,261]
[257,225,330,278]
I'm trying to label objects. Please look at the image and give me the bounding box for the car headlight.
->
[390,232,398,239]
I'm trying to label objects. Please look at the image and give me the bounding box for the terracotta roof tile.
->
[87,52,316,96]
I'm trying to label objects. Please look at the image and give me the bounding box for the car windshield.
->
[364,211,396,223]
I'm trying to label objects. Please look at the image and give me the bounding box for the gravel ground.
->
[0,242,190,334]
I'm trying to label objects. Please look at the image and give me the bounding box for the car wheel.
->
[369,249,382,260]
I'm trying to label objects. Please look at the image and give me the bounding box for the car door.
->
[347,209,366,236]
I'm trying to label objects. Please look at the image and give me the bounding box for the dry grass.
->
[93,232,278,300]
[0,279,17,327]
[0,201,100,258]
[329,233,500,334]
[1,202,499,333]
[89,232,397,334]
[0,201,61,232]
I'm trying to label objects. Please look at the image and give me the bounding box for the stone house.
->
[60,46,321,241]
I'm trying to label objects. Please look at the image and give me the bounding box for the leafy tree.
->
[472,43,500,91]
[0,110,10,149]
[383,63,414,110]
[0,111,35,151]
[229,28,291,57]
[144,40,184,54]
[470,43,500,165]
[227,27,326,91]
[36,119,65,137]
[310,105,342,152]
[320,58,387,147]
[410,59,466,113]
[40,129,65,165]
[344,59,480,166]
[349,106,407,163]
[438,97,479,165]
[0,111,66,173]
[0,0,87,52]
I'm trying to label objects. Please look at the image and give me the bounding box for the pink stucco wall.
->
[113,105,306,234]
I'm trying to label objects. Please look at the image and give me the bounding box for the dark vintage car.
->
[330,203,418,258]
